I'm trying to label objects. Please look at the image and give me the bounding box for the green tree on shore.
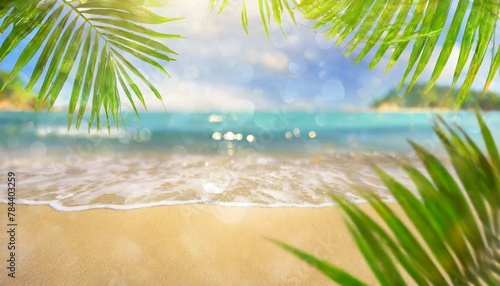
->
[0,70,37,109]
[372,84,500,110]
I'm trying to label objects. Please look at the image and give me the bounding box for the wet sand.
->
[0,203,408,285]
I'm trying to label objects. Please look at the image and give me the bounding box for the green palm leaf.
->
[269,239,367,286]
[298,0,500,107]
[216,0,500,108]
[0,0,181,130]
[210,0,297,37]
[273,112,500,285]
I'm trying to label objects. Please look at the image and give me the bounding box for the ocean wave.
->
[0,151,410,211]
[3,198,400,212]
[36,126,127,138]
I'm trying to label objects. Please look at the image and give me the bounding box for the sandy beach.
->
[0,203,413,285]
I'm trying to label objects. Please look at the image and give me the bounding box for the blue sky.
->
[145,0,406,111]
[2,0,500,112]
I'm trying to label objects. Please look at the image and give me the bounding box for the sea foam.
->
[1,151,409,211]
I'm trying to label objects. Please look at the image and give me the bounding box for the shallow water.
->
[0,110,497,210]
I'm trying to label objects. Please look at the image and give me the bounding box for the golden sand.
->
[0,203,407,285]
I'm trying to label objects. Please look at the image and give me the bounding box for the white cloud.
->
[124,77,276,111]
[245,49,290,71]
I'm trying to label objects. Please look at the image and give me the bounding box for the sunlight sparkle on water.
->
[212,132,222,140]
[293,128,300,137]
[223,132,235,140]
[209,114,223,123]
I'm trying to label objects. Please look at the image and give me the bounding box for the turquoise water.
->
[2,110,496,154]
[0,110,498,210]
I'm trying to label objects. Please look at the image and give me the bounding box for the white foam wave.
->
[0,151,415,212]
[36,126,127,138]
[2,197,401,212]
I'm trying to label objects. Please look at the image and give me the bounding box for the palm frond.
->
[273,112,500,285]
[215,0,500,107]
[0,0,181,131]
[209,0,298,37]
[298,0,500,107]
[269,238,367,286]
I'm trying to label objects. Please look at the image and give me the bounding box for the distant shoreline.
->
[371,84,500,111]
[0,105,493,114]
[368,105,462,113]
[0,101,66,112]
[0,100,35,111]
